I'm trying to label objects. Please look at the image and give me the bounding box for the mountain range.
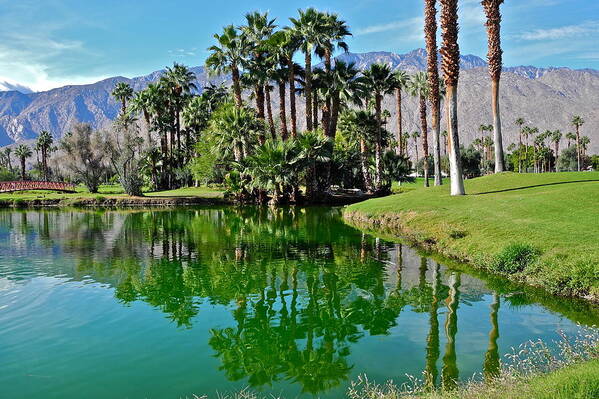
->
[1,48,597,153]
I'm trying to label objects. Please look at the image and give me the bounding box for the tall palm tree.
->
[290,8,326,131]
[482,0,506,173]
[269,30,302,138]
[14,144,32,181]
[440,0,465,195]
[408,72,431,187]
[393,71,410,156]
[162,63,197,159]
[111,82,134,115]
[328,61,362,138]
[3,147,12,172]
[359,63,396,191]
[565,132,576,148]
[315,12,351,136]
[207,25,249,108]
[515,117,525,172]
[36,130,54,181]
[442,130,449,155]
[424,0,442,186]
[240,11,277,125]
[412,131,421,172]
[571,115,584,171]
[550,130,562,172]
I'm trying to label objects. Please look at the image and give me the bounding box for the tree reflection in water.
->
[0,207,517,394]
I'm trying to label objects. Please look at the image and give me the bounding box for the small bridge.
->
[0,181,77,193]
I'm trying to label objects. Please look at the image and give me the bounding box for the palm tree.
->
[315,12,351,136]
[14,144,32,180]
[3,147,12,172]
[402,132,411,157]
[208,104,262,162]
[36,130,54,181]
[442,130,449,155]
[290,8,326,131]
[408,72,431,187]
[393,71,410,156]
[482,0,506,173]
[359,63,396,191]
[295,131,331,200]
[328,61,362,138]
[162,63,197,159]
[515,118,525,172]
[207,25,249,108]
[269,30,302,138]
[580,136,590,158]
[570,115,584,171]
[565,132,576,148]
[424,0,442,186]
[240,11,277,126]
[440,0,465,195]
[551,130,562,172]
[111,82,134,115]
[412,131,421,173]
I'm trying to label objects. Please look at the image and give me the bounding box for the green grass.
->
[392,178,427,194]
[0,184,125,201]
[145,186,224,198]
[345,172,599,299]
[0,184,225,204]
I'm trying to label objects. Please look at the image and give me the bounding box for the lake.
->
[0,207,597,398]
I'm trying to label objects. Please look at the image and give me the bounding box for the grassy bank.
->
[0,184,226,207]
[346,359,599,399]
[344,172,599,300]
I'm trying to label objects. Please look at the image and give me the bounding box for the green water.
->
[0,207,597,399]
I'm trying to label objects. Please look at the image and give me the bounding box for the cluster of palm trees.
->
[510,115,591,173]
[200,1,488,199]
[0,131,55,181]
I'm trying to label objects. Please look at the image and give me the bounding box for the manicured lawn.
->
[345,172,599,298]
[0,184,125,201]
[145,186,224,198]
[0,184,224,202]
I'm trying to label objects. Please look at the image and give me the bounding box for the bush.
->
[493,243,540,274]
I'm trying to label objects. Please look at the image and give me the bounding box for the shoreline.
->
[343,208,599,304]
[0,196,230,208]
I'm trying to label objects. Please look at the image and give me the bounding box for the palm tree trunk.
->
[432,102,442,186]
[396,88,403,156]
[576,127,581,171]
[305,50,313,131]
[425,0,442,186]
[446,85,465,195]
[555,142,560,172]
[420,96,430,187]
[518,131,522,173]
[278,81,288,140]
[288,58,297,138]
[491,79,505,172]
[313,95,319,130]
[20,157,25,180]
[329,93,341,139]
[231,64,243,108]
[360,138,374,193]
[264,85,276,140]
[375,94,383,191]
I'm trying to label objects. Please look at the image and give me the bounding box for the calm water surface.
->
[0,207,597,399]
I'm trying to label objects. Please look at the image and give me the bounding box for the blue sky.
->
[0,0,597,91]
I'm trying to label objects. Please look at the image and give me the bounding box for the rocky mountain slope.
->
[0,49,597,153]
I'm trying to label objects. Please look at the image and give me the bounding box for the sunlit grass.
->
[346,172,599,298]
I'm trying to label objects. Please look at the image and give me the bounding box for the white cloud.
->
[518,21,599,41]
[168,48,198,58]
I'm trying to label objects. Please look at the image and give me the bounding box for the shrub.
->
[493,243,540,274]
